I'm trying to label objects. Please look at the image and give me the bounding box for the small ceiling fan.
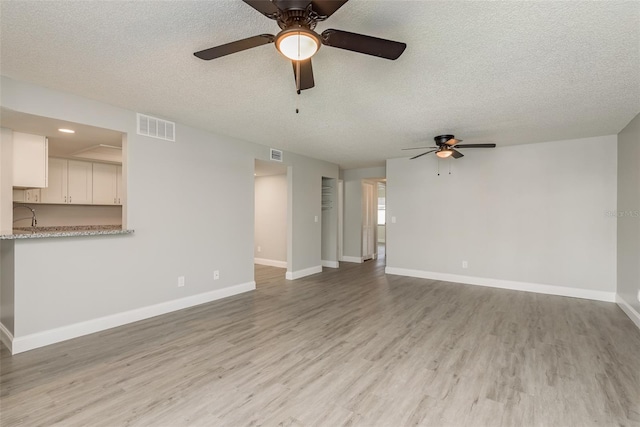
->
[403,135,497,160]
[194,0,407,93]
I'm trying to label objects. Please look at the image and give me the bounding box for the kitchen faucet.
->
[13,205,37,227]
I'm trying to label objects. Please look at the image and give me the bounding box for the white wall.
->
[0,76,338,350]
[617,113,640,326]
[254,174,287,264]
[0,128,13,234]
[341,166,385,261]
[386,135,618,301]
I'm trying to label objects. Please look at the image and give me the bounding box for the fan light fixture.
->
[436,149,453,159]
[275,28,321,61]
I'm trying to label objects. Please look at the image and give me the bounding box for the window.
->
[378,197,385,225]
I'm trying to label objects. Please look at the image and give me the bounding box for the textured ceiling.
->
[1,1,638,169]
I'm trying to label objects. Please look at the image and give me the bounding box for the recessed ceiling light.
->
[58,128,75,133]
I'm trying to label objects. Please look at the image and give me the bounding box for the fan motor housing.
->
[434,134,455,146]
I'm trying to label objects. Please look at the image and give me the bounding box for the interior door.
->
[362,181,375,261]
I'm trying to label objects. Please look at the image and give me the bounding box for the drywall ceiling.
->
[0,108,123,161]
[1,1,638,169]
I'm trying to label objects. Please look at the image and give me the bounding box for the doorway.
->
[254,159,288,285]
[376,181,386,263]
[361,178,386,264]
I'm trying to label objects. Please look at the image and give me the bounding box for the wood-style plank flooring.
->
[1,256,639,426]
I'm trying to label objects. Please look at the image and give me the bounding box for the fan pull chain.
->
[437,159,440,176]
[449,161,452,175]
[295,33,301,114]
[295,59,301,114]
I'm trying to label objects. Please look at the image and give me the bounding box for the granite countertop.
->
[1,225,134,240]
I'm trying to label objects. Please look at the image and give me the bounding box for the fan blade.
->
[311,0,349,17]
[410,150,436,160]
[402,146,437,150]
[453,144,496,148]
[450,149,464,159]
[242,0,280,17]
[445,138,462,146]
[292,59,315,91]
[321,29,406,60]
[194,34,274,60]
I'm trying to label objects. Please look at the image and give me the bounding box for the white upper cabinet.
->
[40,158,68,203]
[92,163,118,205]
[40,159,92,204]
[116,165,123,205]
[13,132,48,188]
[67,160,93,204]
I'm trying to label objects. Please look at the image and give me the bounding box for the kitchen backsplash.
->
[12,203,122,227]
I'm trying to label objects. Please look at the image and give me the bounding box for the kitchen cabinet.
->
[92,163,122,205]
[40,158,93,204]
[13,132,48,188]
[116,166,123,205]
[12,189,41,203]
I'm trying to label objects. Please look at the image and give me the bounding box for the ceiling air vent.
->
[137,113,175,142]
[270,148,283,162]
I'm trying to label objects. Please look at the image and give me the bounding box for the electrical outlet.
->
[314,215,318,223]
[257,246,261,252]
[214,270,220,280]
[462,261,468,269]
[178,276,185,287]
[637,290,640,302]
[391,216,396,224]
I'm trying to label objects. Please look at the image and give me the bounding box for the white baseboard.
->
[10,281,256,355]
[254,258,287,268]
[286,265,322,280]
[341,256,363,263]
[322,260,339,268]
[385,267,616,303]
[0,323,13,353]
[616,295,640,330]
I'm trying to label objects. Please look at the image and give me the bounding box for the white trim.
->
[340,256,363,264]
[285,265,322,280]
[616,295,640,330]
[322,260,339,268]
[0,323,13,353]
[10,281,255,355]
[254,258,287,268]
[384,267,616,303]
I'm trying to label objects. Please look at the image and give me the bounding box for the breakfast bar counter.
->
[0,225,134,240]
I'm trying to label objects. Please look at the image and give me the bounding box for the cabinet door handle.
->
[64,196,67,202]
[69,196,72,203]
[114,198,116,204]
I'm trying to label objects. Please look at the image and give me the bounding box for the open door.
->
[362,181,376,261]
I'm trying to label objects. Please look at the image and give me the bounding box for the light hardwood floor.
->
[2,258,639,426]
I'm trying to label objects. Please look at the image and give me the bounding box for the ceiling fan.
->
[403,135,497,160]
[193,0,407,93]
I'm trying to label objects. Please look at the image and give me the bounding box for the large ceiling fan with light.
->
[403,135,497,160]
[194,0,407,93]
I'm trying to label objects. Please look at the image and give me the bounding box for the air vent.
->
[270,148,283,162]
[137,113,175,142]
